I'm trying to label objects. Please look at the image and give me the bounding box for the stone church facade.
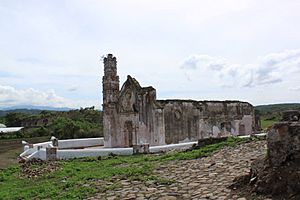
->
[102,54,256,148]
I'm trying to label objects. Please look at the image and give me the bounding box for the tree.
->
[51,117,81,139]
[0,117,5,125]
[5,113,27,127]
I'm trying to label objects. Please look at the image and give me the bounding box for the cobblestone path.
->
[87,140,267,200]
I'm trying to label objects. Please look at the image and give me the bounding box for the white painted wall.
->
[20,133,261,161]
[57,148,133,159]
[58,138,104,149]
[0,127,23,133]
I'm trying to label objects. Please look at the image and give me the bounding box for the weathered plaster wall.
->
[157,100,255,144]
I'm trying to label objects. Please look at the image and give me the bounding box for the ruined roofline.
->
[120,75,155,93]
[129,77,156,93]
[123,75,141,88]
[156,99,252,105]
[121,76,252,105]
[127,75,141,88]
[117,70,252,106]
[141,86,155,92]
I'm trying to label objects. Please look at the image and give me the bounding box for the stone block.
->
[133,143,150,154]
[46,147,57,161]
[267,122,300,166]
[197,137,227,147]
[52,139,58,147]
[282,110,300,121]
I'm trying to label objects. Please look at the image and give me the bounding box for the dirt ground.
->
[0,137,49,169]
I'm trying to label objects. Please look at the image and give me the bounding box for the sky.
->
[0,0,300,109]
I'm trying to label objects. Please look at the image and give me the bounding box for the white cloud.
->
[289,86,300,91]
[0,0,300,106]
[181,49,300,88]
[67,85,79,92]
[0,85,100,109]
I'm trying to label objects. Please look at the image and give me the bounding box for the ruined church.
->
[102,54,256,148]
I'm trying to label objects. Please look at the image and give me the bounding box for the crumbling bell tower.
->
[102,54,120,147]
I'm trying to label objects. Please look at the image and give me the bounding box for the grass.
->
[261,119,276,130]
[0,137,254,200]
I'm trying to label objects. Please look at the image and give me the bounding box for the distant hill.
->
[255,103,300,124]
[0,105,74,117]
[0,105,73,111]
[254,103,300,129]
[0,109,42,117]
[255,103,300,114]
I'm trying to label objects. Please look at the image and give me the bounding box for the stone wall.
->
[158,100,255,144]
[268,120,300,166]
[282,110,300,122]
[268,110,300,166]
[248,111,300,198]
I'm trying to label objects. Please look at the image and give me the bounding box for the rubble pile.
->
[20,158,60,179]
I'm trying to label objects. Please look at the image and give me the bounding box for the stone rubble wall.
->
[248,110,300,198]
[159,100,255,144]
[267,121,300,166]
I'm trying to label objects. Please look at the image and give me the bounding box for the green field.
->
[255,103,300,130]
[260,119,276,130]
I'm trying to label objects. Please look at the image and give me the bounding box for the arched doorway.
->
[239,124,246,135]
[124,121,133,147]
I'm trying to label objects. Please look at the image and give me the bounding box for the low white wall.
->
[22,134,264,161]
[22,140,202,160]
[27,149,46,160]
[33,141,51,149]
[150,141,197,153]
[32,137,104,150]
[26,141,198,160]
[58,137,104,149]
[0,127,23,133]
[57,147,133,159]
[56,141,197,160]
[20,148,36,157]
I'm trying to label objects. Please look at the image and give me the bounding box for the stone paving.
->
[87,140,268,200]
